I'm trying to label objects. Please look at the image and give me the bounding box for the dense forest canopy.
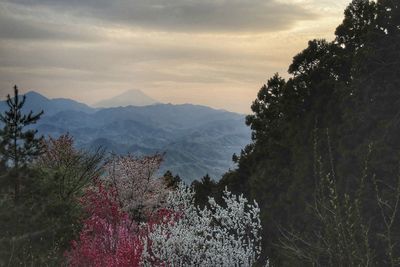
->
[195,0,400,265]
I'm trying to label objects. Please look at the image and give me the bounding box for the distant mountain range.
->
[0,91,250,182]
[94,89,158,108]
[0,91,94,116]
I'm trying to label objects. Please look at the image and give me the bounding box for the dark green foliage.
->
[0,86,44,166]
[162,170,182,189]
[279,142,373,266]
[279,141,400,266]
[0,142,104,266]
[0,89,105,265]
[193,0,400,265]
[38,134,104,201]
[191,174,217,208]
[0,169,81,266]
[0,85,44,200]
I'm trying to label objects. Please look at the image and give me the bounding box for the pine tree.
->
[162,170,181,189]
[192,174,216,208]
[0,85,44,200]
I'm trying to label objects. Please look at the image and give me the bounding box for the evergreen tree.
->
[0,85,44,199]
[211,0,400,264]
[192,174,216,208]
[162,170,181,189]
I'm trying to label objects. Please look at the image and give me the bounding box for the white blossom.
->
[102,154,168,220]
[142,183,262,267]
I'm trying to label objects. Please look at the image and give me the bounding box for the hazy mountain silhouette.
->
[0,91,250,182]
[0,91,94,116]
[94,89,158,108]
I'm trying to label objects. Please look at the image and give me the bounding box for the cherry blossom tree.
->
[66,157,263,267]
[141,183,262,267]
[102,154,168,221]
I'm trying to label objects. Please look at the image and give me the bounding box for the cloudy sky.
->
[0,0,350,113]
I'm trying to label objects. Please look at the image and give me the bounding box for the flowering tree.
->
[142,184,262,267]
[66,159,263,267]
[102,154,168,221]
[38,134,77,169]
[65,183,143,267]
[38,134,104,199]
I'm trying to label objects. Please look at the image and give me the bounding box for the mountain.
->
[94,89,158,108]
[0,91,94,116]
[0,91,250,182]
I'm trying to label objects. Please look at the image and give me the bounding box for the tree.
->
[67,181,263,266]
[142,183,263,267]
[0,134,105,266]
[212,0,400,263]
[335,0,376,54]
[102,154,168,222]
[279,142,400,266]
[0,85,44,200]
[38,134,104,200]
[191,174,216,207]
[162,170,181,189]
[65,183,143,267]
[279,147,372,266]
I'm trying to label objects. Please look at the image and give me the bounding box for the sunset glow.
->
[0,0,350,113]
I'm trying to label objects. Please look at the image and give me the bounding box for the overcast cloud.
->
[4,0,316,33]
[0,0,350,113]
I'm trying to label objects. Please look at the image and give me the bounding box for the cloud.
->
[0,0,348,113]
[3,0,316,34]
[0,2,105,41]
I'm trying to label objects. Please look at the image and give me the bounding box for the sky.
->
[0,0,350,113]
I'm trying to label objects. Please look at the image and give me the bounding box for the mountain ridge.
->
[94,89,158,108]
[0,91,250,182]
[0,91,94,116]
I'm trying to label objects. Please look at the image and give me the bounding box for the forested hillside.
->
[195,0,400,265]
[0,92,250,182]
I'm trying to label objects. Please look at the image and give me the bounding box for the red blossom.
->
[65,183,144,267]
